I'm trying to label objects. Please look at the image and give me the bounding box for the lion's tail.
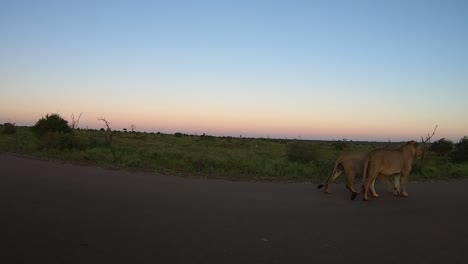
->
[317,157,342,189]
[317,183,326,189]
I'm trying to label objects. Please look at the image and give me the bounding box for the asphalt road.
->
[1,153,467,264]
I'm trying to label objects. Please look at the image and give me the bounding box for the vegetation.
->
[0,115,466,182]
[287,141,320,163]
[32,113,72,137]
[331,139,349,151]
[30,113,81,150]
[451,137,468,163]
[2,122,16,135]
[430,138,453,157]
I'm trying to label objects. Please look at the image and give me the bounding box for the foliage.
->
[451,136,468,163]
[2,122,16,135]
[286,141,320,163]
[1,126,467,182]
[430,138,453,157]
[38,132,86,151]
[331,139,349,151]
[31,114,77,150]
[32,113,72,137]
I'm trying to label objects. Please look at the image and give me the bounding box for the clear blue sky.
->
[1,0,467,141]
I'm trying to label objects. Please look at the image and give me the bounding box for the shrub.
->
[174,132,183,138]
[287,141,320,163]
[199,133,215,141]
[430,138,453,157]
[331,139,349,151]
[37,132,85,150]
[2,122,16,135]
[31,114,87,150]
[451,136,468,163]
[87,136,105,148]
[32,113,72,137]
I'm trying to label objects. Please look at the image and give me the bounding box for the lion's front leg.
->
[346,172,359,200]
[400,174,409,197]
[393,175,401,196]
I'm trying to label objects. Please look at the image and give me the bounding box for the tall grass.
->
[1,127,467,182]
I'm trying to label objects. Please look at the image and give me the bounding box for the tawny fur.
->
[318,152,393,200]
[361,141,423,201]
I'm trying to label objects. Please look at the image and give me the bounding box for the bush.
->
[451,136,468,163]
[287,141,320,163]
[31,114,84,150]
[37,132,85,150]
[2,122,16,135]
[331,139,349,151]
[87,136,105,148]
[32,113,72,137]
[430,138,453,157]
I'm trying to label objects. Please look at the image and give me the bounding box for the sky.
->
[1,0,467,141]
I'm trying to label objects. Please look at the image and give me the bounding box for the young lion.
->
[361,141,423,201]
[318,152,393,200]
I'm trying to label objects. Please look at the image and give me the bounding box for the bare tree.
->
[129,124,136,133]
[421,125,438,148]
[98,117,113,146]
[419,125,438,162]
[98,117,112,131]
[70,112,82,130]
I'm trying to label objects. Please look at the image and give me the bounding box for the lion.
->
[318,152,394,200]
[361,141,424,201]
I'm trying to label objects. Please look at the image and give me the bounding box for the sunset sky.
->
[1,0,467,141]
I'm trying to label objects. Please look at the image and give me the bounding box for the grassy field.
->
[1,126,467,182]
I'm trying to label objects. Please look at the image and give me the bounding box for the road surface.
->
[1,153,467,263]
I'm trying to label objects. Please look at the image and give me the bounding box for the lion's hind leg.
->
[362,176,372,201]
[361,183,369,201]
[369,178,380,198]
[324,170,341,194]
[362,169,378,201]
[400,173,409,197]
[345,171,358,200]
[319,164,343,194]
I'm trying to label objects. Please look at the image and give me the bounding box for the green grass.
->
[1,126,467,182]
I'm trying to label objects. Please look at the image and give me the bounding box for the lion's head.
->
[406,141,424,159]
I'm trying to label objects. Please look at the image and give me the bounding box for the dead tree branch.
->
[98,117,112,131]
[98,117,113,146]
[70,112,82,130]
[421,125,438,157]
[421,125,438,145]
[129,124,136,133]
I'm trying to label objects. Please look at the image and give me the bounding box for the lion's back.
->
[339,152,367,176]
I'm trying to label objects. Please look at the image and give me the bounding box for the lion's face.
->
[413,142,424,159]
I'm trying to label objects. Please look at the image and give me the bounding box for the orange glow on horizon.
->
[1,106,465,142]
